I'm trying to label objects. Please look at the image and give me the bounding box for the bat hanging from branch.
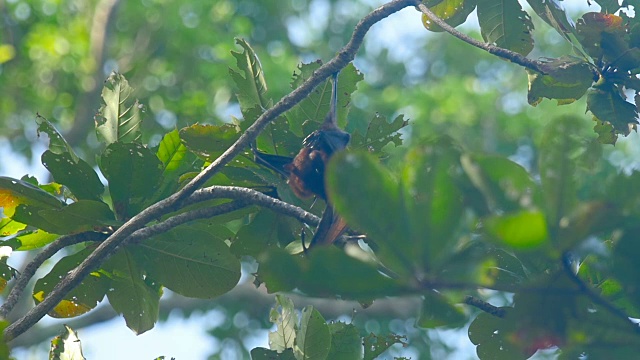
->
[252,72,350,249]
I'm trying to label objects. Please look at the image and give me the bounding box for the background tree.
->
[1,0,639,359]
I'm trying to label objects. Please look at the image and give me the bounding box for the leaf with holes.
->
[95,72,143,145]
[477,0,534,56]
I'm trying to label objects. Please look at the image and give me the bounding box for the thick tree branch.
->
[416,3,548,74]
[3,0,417,341]
[464,296,505,318]
[187,186,320,227]
[0,232,107,319]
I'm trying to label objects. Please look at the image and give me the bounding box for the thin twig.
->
[561,252,640,334]
[464,295,506,318]
[416,3,548,74]
[0,232,108,319]
[3,0,417,341]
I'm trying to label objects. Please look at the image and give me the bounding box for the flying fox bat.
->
[252,72,349,248]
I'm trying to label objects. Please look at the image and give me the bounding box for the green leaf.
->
[461,154,539,213]
[527,56,594,106]
[0,260,17,292]
[417,291,467,328]
[294,307,331,360]
[298,247,406,300]
[37,200,116,234]
[99,142,163,218]
[131,226,240,299]
[363,333,408,360]
[421,0,477,32]
[0,320,10,360]
[287,63,363,136]
[36,114,79,162]
[349,114,408,154]
[327,322,362,360]
[468,309,532,360]
[231,209,299,257]
[49,325,86,360]
[33,246,109,318]
[13,229,59,251]
[41,150,105,201]
[587,83,638,136]
[229,38,270,116]
[0,176,64,217]
[95,72,143,145]
[537,116,583,234]
[152,129,201,202]
[525,0,577,42]
[484,210,549,250]
[477,0,534,56]
[103,248,162,334]
[0,217,26,237]
[325,151,409,274]
[256,247,302,294]
[269,295,298,352]
[179,123,241,161]
[593,119,617,144]
[576,12,626,61]
[401,138,465,268]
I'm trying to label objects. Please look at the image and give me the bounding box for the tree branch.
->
[0,232,107,319]
[464,296,505,318]
[415,3,548,74]
[561,252,640,334]
[3,0,417,341]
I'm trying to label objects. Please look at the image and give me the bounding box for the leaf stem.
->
[415,3,548,74]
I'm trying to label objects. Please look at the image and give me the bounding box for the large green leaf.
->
[99,142,163,218]
[287,63,363,136]
[416,291,467,328]
[132,226,241,299]
[363,333,408,360]
[527,56,594,106]
[421,0,477,32]
[537,116,582,237]
[461,154,539,213]
[33,246,110,318]
[36,114,79,162]
[36,200,116,234]
[95,72,143,145]
[41,150,105,201]
[0,176,64,217]
[231,209,299,257]
[484,210,549,250]
[587,83,638,136]
[152,129,201,202]
[525,0,577,42]
[349,114,408,154]
[326,322,362,360]
[477,0,534,56]
[294,306,331,360]
[103,248,162,335]
[229,38,270,117]
[325,151,410,274]
[269,295,298,352]
[576,12,626,61]
[12,229,59,251]
[179,123,241,162]
[401,138,465,268]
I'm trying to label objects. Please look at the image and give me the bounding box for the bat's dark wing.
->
[251,147,293,178]
[309,205,348,248]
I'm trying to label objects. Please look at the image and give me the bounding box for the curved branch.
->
[3,0,417,341]
[0,232,108,319]
[416,3,548,74]
[186,186,320,227]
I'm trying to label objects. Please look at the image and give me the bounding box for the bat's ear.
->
[251,146,294,178]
